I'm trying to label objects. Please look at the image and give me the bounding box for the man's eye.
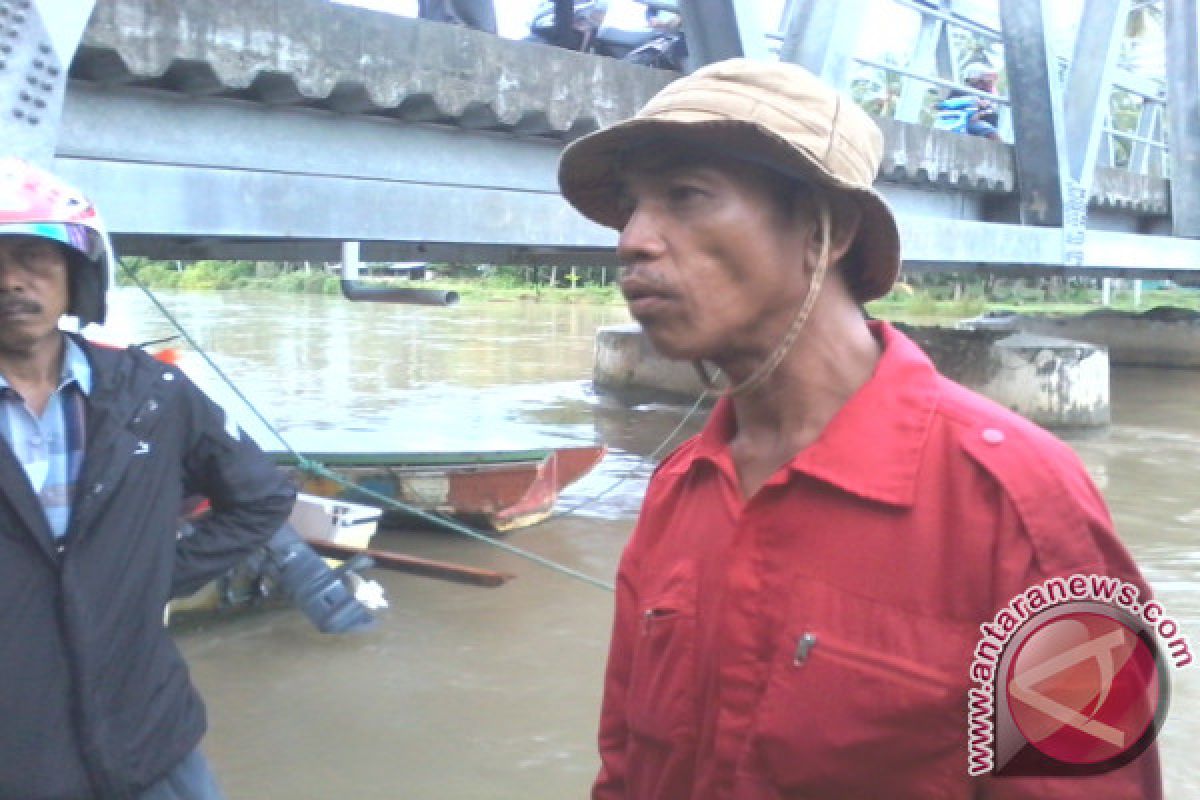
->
[667,185,705,204]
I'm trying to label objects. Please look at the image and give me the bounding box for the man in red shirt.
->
[557,59,1162,799]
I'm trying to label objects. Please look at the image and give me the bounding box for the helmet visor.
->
[0,222,105,263]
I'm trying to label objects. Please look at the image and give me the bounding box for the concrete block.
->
[595,324,1111,429]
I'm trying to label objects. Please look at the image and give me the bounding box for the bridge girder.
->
[6,0,1199,274]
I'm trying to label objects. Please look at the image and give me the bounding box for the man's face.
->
[0,235,70,356]
[969,74,997,93]
[614,147,815,362]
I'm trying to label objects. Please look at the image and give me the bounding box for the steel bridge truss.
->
[3,0,1199,275]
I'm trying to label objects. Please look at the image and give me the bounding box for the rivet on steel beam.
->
[31,58,41,69]
[46,65,58,76]
[12,107,23,118]
[17,89,28,100]
[38,80,51,91]
[32,97,44,108]
[27,116,39,125]
[38,42,49,54]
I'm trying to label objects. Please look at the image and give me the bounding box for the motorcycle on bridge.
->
[525,0,687,72]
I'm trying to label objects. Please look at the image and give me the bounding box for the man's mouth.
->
[620,278,674,316]
[0,301,41,318]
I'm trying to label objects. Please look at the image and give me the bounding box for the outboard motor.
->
[261,524,377,634]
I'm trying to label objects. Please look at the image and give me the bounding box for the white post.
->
[1101,277,1113,306]
[341,242,361,281]
[1133,279,1143,308]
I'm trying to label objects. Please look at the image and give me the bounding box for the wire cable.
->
[527,388,711,526]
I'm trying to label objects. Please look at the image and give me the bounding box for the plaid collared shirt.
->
[0,336,90,538]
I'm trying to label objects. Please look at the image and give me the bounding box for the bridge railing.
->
[766,0,1169,180]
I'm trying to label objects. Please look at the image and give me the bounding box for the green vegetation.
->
[118,258,343,294]
[116,258,1200,317]
[116,258,625,305]
[867,275,1200,323]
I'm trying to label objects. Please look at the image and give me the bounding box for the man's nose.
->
[616,204,665,267]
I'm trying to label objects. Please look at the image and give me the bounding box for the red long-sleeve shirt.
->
[594,322,1161,799]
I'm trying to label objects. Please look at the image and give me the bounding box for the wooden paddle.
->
[302,538,514,588]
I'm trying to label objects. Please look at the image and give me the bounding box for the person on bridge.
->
[0,157,295,799]
[935,62,1003,140]
[557,59,1162,798]
[417,0,497,34]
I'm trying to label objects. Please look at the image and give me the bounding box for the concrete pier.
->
[593,324,1111,429]
[898,326,1110,428]
[594,325,708,404]
[1011,308,1200,369]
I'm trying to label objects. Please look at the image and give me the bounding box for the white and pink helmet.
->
[0,157,113,325]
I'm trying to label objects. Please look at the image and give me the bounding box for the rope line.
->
[118,258,623,592]
[527,389,711,526]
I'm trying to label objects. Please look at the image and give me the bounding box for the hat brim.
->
[558,117,901,303]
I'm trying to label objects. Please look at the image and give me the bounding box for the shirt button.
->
[29,435,43,446]
[982,428,1005,445]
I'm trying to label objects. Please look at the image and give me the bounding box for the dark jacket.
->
[0,336,295,800]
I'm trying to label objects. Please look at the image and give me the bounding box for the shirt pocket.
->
[625,559,699,746]
[748,586,973,798]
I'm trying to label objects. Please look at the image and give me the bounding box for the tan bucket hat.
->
[558,58,901,303]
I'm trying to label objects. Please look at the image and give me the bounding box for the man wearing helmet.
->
[558,59,1160,798]
[0,157,295,799]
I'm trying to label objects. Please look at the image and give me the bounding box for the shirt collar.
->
[60,336,92,396]
[0,335,93,397]
[664,321,938,508]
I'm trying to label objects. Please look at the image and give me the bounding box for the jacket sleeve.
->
[975,452,1163,799]
[173,375,296,597]
[593,548,641,800]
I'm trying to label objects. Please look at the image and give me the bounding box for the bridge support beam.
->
[895,8,947,123]
[997,0,1067,227]
[776,0,869,89]
[0,0,93,165]
[1165,0,1200,237]
[675,0,769,68]
[1063,0,1130,192]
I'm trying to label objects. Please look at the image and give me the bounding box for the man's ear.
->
[799,190,861,267]
[825,193,862,264]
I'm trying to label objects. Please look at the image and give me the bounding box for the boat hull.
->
[273,445,606,532]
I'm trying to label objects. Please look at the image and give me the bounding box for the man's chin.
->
[0,329,54,357]
[639,328,702,363]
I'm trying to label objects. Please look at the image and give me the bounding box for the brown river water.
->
[97,288,1198,798]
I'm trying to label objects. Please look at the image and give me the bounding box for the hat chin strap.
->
[694,198,833,398]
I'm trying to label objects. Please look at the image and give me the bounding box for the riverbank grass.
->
[118,260,1200,318]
